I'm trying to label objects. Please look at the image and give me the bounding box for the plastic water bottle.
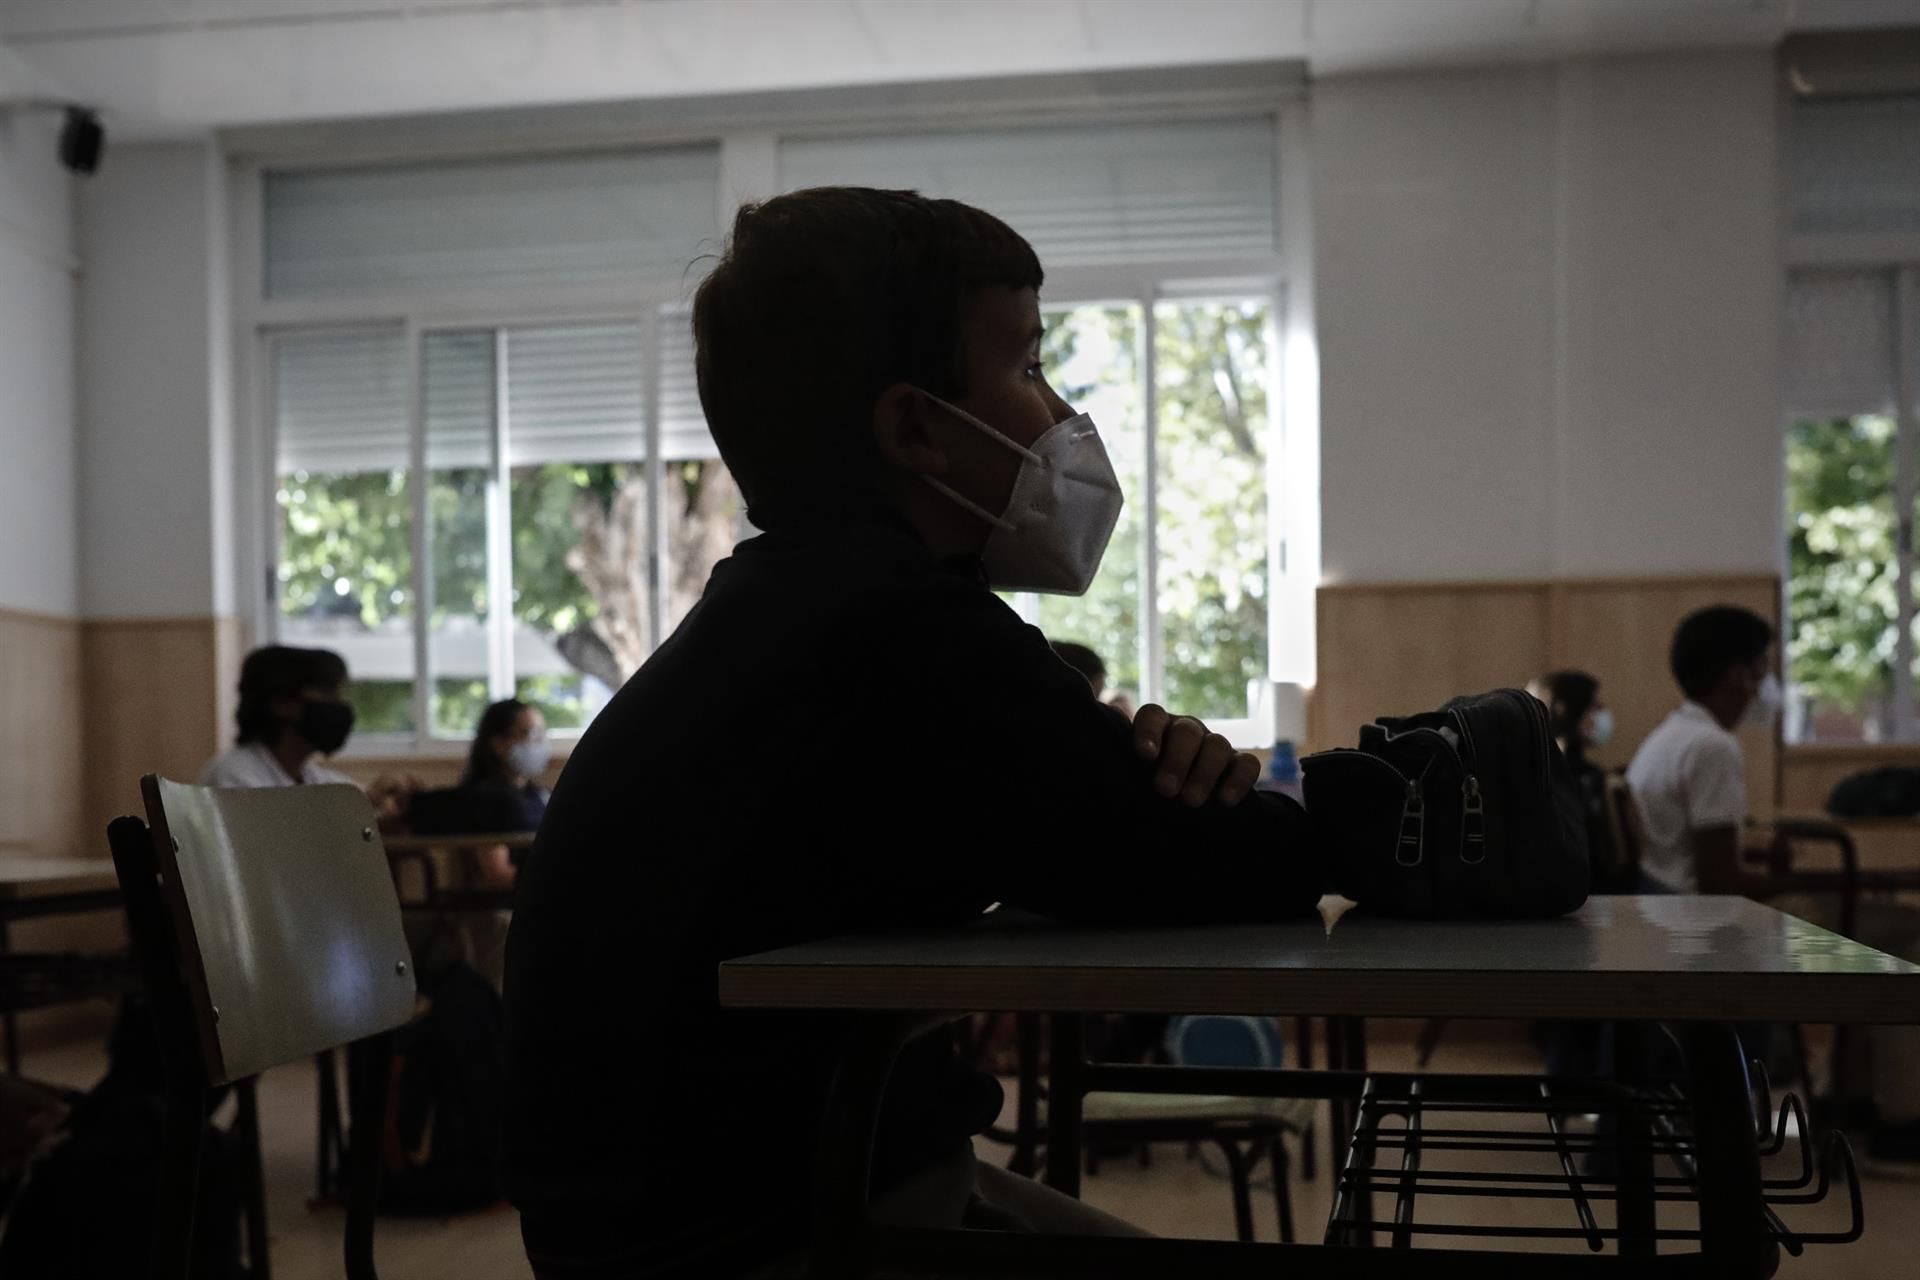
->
[1260,739,1303,803]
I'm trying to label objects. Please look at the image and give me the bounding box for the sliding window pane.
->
[1030,304,1144,705]
[272,329,416,733]
[1154,299,1272,722]
[511,461,647,728]
[659,308,745,637]
[1785,415,1897,742]
[507,323,650,728]
[423,330,497,739]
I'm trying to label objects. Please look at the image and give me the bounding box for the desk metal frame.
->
[809,1014,1808,1279]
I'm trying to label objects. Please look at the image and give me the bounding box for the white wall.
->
[0,76,79,616]
[76,140,231,618]
[1315,50,1780,584]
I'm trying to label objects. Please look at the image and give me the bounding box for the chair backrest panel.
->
[144,776,417,1085]
[1604,771,1646,877]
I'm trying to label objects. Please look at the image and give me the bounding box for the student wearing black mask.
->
[200,645,358,788]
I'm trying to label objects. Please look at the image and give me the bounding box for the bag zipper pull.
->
[1461,775,1486,865]
[1397,779,1425,867]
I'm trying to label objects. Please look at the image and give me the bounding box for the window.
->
[1782,93,1920,743]
[780,117,1301,739]
[1027,298,1276,722]
[256,105,1306,749]
[263,148,728,746]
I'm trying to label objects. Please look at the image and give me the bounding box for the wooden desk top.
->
[718,896,1920,1025]
[0,858,119,898]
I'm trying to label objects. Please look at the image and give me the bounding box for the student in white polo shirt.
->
[1628,606,1920,1171]
[1626,606,1778,893]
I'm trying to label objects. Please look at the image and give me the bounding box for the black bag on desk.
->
[1302,688,1588,918]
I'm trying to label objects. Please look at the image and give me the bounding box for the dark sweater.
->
[502,513,1322,1276]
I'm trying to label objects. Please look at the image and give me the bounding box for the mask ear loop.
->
[915,392,1042,532]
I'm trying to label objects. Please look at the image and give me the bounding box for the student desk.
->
[0,858,127,1074]
[718,895,1920,1278]
[380,830,532,911]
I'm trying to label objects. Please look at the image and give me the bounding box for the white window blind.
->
[1784,269,1897,416]
[275,329,408,474]
[424,329,494,470]
[658,307,717,460]
[264,146,722,299]
[778,117,1279,267]
[279,321,693,473]
[1789,95,1920,236]
[506,324,647,465]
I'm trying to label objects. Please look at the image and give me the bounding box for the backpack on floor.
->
[1301,688,1589,918]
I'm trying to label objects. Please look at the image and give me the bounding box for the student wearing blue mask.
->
[503,188,1325,1278]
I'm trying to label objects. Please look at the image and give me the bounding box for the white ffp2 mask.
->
[919,396,1124,595]
[507,737,552,779]
[1585,707,1615,749]
[1744,673,1783,729]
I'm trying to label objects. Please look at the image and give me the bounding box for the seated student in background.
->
[1624,606,1777,894]
[1049,640,1107,699]
[424,698,554,895]
[1050,639,1135,719]
[1626,607,1920,1171]
[504,187,1324,1278]
[199,644,413,821]
[460,698,553,832]
[1527,670,1625,890]
[200,645,356,788]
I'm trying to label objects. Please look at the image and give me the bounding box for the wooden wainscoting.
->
[1,606,114,1049]
[1313,574,1781,812]
[0,608,86,858]
[80,615,247,836]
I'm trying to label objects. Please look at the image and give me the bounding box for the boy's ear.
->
[870,381,949,477]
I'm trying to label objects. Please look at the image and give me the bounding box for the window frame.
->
[234,93,1311,756]
[1781,248,1920,744]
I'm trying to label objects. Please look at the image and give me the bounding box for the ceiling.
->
[1,0,1915,140]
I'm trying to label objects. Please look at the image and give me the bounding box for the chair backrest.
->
[1604,771,1645,878]
[134,775,416,1086]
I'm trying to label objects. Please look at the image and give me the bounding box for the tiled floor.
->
[18,1021,1918,1278]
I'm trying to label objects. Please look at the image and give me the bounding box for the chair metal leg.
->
[235,1077,272,1280]
[316,1049,343,1201]
[1044,1013,1086,1199]
[1217,1139,1256,1242]
[1010,1014,1042,1177]
[1296,1016,1317,1182]
[1678,1022,1776,1278]
[1271,1136,1295,1244]
[151,1084,209,1280]
[1,918,19,1076]
[1614,1022,1657,1259]
[345,1031,393,1280]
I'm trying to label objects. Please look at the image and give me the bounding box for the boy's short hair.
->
[1669,606,1773,701]
[235,645,348,744]
[1050,641,1107,687]
[691,186,1043,530]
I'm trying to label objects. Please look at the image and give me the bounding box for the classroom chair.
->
[107,776,417,1280]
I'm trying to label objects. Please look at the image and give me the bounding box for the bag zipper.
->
[1310,749,1426,868]
[1448,706,1485,865]
[1398,777,1425,867]
[1460,775,1486,864]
